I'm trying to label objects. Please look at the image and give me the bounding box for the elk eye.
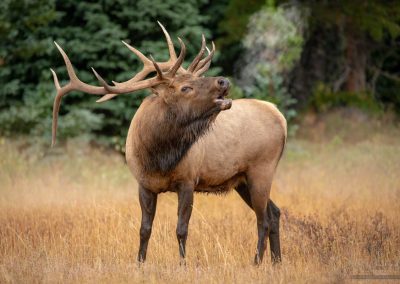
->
[181,86,192,93]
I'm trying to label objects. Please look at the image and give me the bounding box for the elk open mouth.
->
[215,89,232,110]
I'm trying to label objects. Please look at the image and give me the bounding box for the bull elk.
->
[50,22,286,265]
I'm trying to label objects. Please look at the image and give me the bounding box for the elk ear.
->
[153,84,175,105]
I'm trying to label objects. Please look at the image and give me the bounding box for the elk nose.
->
[217,78,230,89]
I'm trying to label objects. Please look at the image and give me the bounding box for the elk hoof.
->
[254,254,262,266]
[179,258,187,266]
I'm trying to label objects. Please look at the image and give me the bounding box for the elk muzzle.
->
[217,78,230,89]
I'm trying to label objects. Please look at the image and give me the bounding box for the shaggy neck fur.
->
[135,96,218,175]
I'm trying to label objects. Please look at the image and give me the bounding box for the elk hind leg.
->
[235,182,282,263]
[235,183,282,263]
[267,200,281,263]
[247,166,274,265]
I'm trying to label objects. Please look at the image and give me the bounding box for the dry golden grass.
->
[1,118,400,283]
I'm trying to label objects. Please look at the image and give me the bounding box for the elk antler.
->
[187,34,206,72]
[194,42,215,76]
[50,22,215,146]
[92,38,186,94]
[50,42,108,147]
[94,22,189,103]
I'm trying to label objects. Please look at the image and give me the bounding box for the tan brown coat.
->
[126,98,287,195]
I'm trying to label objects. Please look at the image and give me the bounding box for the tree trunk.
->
[344,24,367,92]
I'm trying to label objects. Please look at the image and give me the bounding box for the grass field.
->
[1,114,400,283]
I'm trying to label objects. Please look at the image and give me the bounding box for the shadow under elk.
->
[50,22,286,265]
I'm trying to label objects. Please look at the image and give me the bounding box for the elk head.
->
[50,22,231,146]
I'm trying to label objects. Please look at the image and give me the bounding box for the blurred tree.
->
[285,0,400,111]
[216,0,265,75]
[234,3,305,133]
[305,0,400,93]
[0,0,58,139]
[373,37,400,112]
[0,0,215,150]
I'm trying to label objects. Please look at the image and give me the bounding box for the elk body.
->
[51,23,286,265]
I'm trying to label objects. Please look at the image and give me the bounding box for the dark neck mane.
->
[135,96,217,175]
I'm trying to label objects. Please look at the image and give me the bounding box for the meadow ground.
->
[1,112,400,283]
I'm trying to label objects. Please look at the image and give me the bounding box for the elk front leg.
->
[176,184,194,264]
[137,185,158,263]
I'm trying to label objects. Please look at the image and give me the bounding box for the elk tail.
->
[275,128,287,171]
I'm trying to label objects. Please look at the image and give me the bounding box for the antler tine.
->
[194,41,215,76]
[157,21,189,75]
[167,38,186,77]
[51,42,107,146]
[196,46,211,75]
[187,34,206,73]
[114,40,156,86]
[149,55,164,80]
[50,68,71,147]
[97,79,124,103]
[122,40,153,68]
[158,21,177,61]
[91,68,111,90]
[194,42,214,72]
[96,93,118,103]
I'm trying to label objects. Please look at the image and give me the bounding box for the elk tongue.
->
[216,98,232,110]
